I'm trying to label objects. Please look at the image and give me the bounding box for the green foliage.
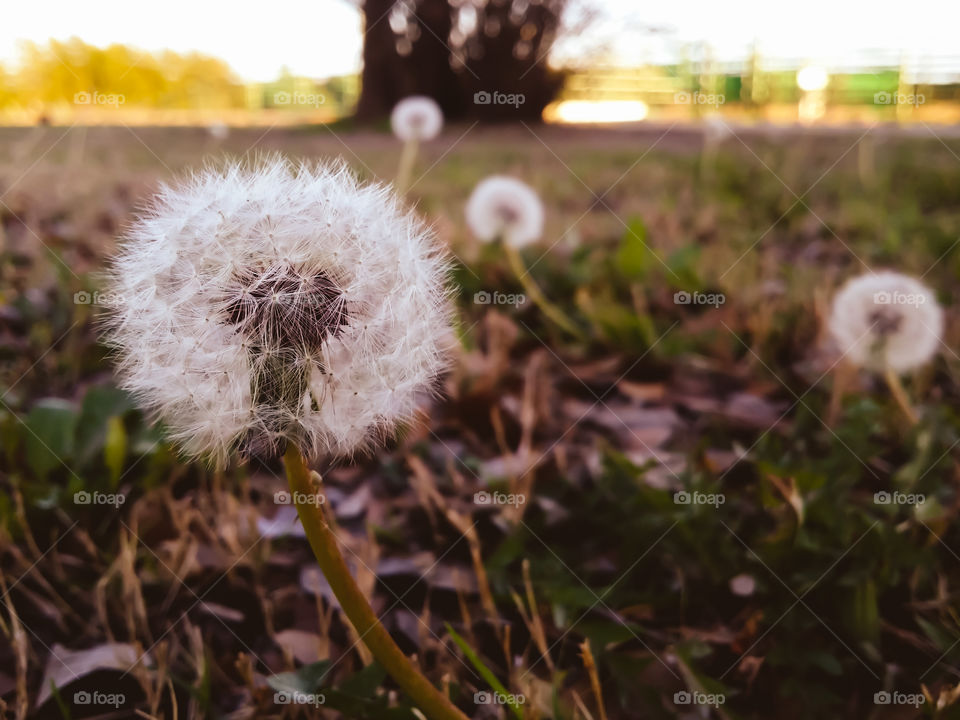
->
[23,398,78,480]
[5,383,166,515]
[4,126,960,719]
[447,624,524,719]
[615,219,653,279]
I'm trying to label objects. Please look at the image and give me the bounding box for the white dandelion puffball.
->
[103,157,453,466]
[207,122,229,141]
[390,96,443,142]
[465,176,544,248]
[703,115,733,145]
[828,271,943,373]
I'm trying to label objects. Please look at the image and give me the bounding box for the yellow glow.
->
[797,66,829,92]
[546,100,649,124]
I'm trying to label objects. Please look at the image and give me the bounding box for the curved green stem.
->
[284,444,468,720]
[503,241,583,339]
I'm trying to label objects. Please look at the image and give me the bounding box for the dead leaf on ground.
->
[37,642,148,706]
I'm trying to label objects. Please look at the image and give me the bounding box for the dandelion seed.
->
[102,156,454,466]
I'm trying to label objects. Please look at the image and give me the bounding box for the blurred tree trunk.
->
[463,0,565,121]
[355,0,570,123]
[406,0,465,119]
[355,0,401,121]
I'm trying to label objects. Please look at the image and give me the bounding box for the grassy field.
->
[1,121,960,719]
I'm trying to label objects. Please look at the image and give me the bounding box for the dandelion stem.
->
[284,444,469,720]
[884,367,919,426]
[396,138,419,196]
[502,241,583,339]
[827,360,856,426]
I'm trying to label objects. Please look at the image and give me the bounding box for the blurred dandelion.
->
[466,175,581,337]
[206,121,229,141]
[466,175,544,249]
[700,115,732,180]
[391,95,443,143]
[828,271,942,423]
[102,156,465,720]
[391,95,443,195]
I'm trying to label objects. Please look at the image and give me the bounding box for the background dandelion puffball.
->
[103,157,454,467]
[828,271,943,373]
[465,176,544,249]
[390,96,444,143]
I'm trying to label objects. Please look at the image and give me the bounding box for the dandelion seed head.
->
[828,271,942,373]
[465,175,544,248]
[207,122,229,141]
[102,156,454,466]
[703,115,733,145]
[390,96,444,142]
[225,263,348,350]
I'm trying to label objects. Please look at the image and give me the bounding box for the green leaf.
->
[616,218,652,279]
[446,623,523,720]
[24,399,78,480]
[666,245,703,292]
[588,299,656,348]
[104,416,127,487]
[916,616,960,654]
[75,385,133,467]
[338,661,387,698]
[49,678,71,720]
[846,579,880,647]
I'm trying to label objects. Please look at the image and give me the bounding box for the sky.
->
[2,0,365,81]
[3,0,959,82]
